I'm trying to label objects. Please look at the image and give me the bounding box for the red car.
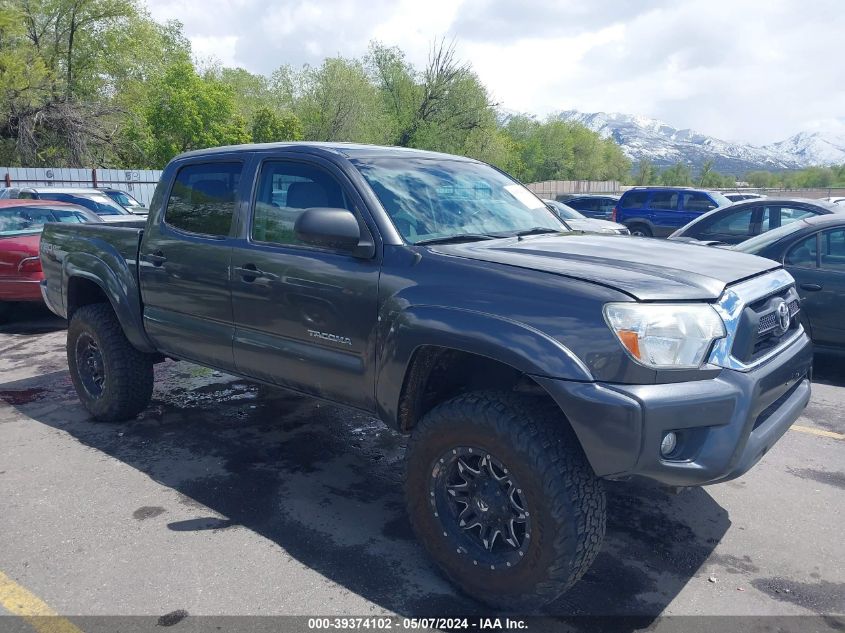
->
[0,200,100,319]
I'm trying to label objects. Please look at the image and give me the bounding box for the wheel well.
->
[397,346,558,432]
[67,277,109,319]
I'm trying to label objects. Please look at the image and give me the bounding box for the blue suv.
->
[613,187,732,237]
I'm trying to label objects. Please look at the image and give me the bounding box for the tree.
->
[251,107,303,143]
[0,0,140,165]
[142,60,250,167]
[660,162,692,186]
[367,39,496,151]
[633,158,656,185]
[294,57,388,143]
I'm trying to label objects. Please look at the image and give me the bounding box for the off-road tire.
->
[405,390,606,611]
[67,303,154,421]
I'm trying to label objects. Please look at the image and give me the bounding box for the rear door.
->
[792,228,845,349]
[782,230,845,348]
[139,160,244,370]
[648,190,682,236]
[230,155,381,410]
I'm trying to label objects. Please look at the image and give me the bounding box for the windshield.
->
[38,192,128,216]
[108,190,143,208]
[0,206,90,236]
[733,219,809,253]
[544,199,585,220]
[352,158,566,244]
[710,191,733,208]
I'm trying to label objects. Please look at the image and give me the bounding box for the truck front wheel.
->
[405,391,605,611]
[67,303,154,422]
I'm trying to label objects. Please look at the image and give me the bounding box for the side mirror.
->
[294,207,373,257]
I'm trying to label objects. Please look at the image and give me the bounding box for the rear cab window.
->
[164,162,242,237]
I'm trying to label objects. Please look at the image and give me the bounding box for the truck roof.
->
[175,142,478,163]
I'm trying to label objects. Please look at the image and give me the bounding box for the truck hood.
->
[432,233,781,301]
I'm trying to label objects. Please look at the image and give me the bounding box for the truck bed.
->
[40,222,146,321]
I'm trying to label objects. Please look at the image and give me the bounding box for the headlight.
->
[603,303,726,369]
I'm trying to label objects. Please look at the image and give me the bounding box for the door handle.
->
[234,264,279,282]
[800,283,822,292]
[147,250,167,266]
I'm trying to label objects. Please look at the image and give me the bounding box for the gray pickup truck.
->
[40,143,813,609]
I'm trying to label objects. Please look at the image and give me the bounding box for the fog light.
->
[661,432,678,457]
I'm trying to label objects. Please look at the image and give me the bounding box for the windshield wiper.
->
[415,234,499,246]
[512,227,562,239]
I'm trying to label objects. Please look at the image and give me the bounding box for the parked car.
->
[669,198,842,246]
[563,194,620,220]
[0,200,101,319]
[41,143,811,609]
[733,214,845,354]
[722,192,767,202]
[98,187,148,214]
[819,196,845,206]
[613,187,732,237]
[543,199,629,234]
[12,187,135,221]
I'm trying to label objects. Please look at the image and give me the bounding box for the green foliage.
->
[143,60,250,167]
[251,107,303,143]
[746,165,845,188]
[500,115,631,182]
[659,162,692,186]
[0,4,632,178]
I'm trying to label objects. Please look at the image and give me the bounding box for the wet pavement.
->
[0,305,843,624]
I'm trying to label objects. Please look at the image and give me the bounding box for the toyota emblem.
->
[776,301,791,333]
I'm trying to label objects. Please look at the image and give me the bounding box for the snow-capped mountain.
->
[766,131,845,167]
[556,110,845,172]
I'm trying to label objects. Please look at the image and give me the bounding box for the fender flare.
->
[63,252,156,353]
[375,305,593,428]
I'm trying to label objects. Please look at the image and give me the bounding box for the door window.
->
[650,192,678,210]
[779,206,816,227]
[251,161,352,246]
[164,162,242,236]
[785,234,819,268]
[698,208,755,238]
[680,192,717,212]
[620,192,648,208]
[821,229,845,271]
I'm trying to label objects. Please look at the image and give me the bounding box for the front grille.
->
[731,288,802,365]
[757,299,800,335]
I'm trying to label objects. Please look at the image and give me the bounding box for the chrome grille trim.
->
[709,269,805,372]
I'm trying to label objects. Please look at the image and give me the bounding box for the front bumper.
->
[536,331,813,486]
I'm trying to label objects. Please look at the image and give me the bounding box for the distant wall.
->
[526,180,622,198]
[1,167,163,205]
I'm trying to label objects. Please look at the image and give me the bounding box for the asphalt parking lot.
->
[1,305,843,629]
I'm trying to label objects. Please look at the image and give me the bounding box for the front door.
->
[140,160,244,370]
[230,157,380,410]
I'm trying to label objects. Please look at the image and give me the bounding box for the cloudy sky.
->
[145,0,845,145]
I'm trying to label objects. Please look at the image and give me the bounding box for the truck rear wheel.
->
[67,303,154,422]
[405,391,605,611]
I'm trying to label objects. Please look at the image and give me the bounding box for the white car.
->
[819,196,845,206]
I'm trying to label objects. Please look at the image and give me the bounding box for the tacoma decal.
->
[307,329,353,346]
